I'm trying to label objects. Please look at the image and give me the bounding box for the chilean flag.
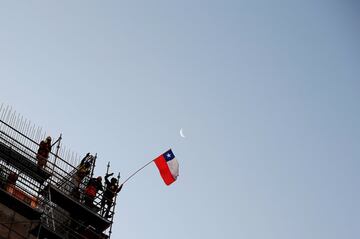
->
[154,149,179,185]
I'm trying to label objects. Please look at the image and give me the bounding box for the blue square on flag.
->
[164,149,175,162]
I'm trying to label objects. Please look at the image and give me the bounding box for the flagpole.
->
[122,159,154,185]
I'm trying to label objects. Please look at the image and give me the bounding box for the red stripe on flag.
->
[154,155,175,186]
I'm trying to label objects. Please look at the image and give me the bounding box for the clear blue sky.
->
[1,1,359,238]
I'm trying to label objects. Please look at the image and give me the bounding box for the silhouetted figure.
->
[36,136,52,169]
[100,173,122,218]
[71,153,94,199]
[84,176,103,208]
[5,171,18,191]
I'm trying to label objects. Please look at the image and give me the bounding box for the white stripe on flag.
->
[167,157,179,180]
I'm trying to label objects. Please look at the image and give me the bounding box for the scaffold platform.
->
[0,105,119,239]
[0,141,51,184]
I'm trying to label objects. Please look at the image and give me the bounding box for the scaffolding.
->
[0,105,120,239]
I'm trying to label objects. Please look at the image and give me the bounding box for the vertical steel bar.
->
[0,105,9,131]
[21,117,29,146]
[4,107,12,138]
[7,109,14,137]
[24,119,31,151]
[35,126,41,144]
[0,103,3,121]
[9,110,17,144]
[17,114,24,152]
[5,106,12,125]
[3,105,10,123]
[30,123,36,149]
[51,134,62,184]
[13,112,19,143]
[16,114,23,145]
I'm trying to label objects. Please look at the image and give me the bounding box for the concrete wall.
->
[0,203,38,239]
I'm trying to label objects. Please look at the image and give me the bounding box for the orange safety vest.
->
[85,185,97,197]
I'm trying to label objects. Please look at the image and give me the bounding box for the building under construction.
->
[0,105,120,239]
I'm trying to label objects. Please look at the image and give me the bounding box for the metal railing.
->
[0,106,119,238]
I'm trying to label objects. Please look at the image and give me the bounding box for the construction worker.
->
[71,153,94,199]
[5,171,18,191]
[36,136,52,169]
[100,173,123,218]
[84,176,103,208]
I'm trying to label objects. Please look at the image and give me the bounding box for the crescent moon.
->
[180,128,186,138]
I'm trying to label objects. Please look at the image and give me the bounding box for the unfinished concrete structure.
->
[0,105,119,239]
